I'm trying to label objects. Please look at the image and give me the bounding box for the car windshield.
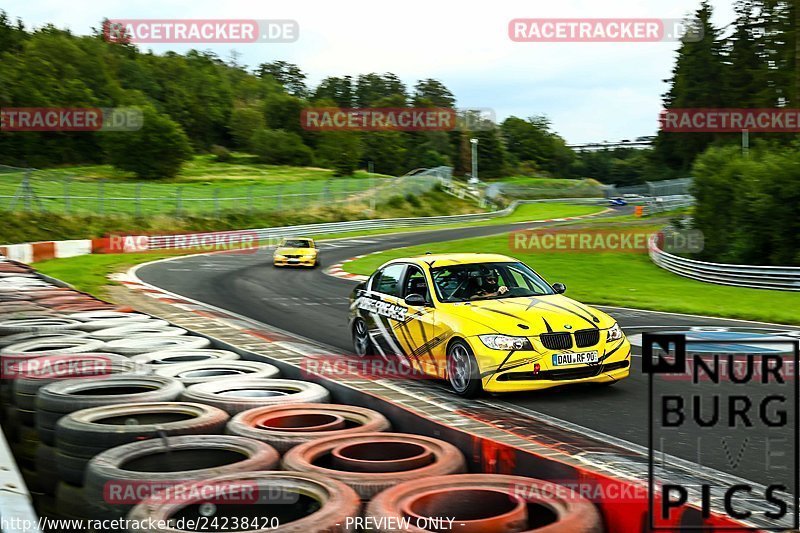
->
[430,262,554,302]
[283,240,311,248]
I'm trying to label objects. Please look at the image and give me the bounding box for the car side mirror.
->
[552,282,567,294]
[404,293,428,306]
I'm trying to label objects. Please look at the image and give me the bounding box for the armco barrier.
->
[650,236,800,291]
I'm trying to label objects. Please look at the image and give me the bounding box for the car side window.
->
[374,264,404,297]
[403,266,431,302]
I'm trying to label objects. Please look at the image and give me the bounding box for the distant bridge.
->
[567,139,654,152]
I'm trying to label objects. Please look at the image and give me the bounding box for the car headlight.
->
[479,334,533,351]
[607,323,623,342]
[274,253,285,259]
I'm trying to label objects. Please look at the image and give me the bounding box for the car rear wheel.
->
[352,318,374,357]
[447,340,482,398]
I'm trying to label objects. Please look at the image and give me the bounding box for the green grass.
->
[0,154,393,216]
[35,252,186,298]
[343,231,799,325]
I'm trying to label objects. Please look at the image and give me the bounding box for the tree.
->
[250,128,313,166]
[412,79,456,107]
[655,1,727,172]
[312,76,354,107]
[256,60,308,98]
[228,106,264,149]
[355,73,407,106]
[315,131,361,176]
[103,105,192,179]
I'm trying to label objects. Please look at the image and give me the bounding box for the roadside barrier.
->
[649,235,800,291]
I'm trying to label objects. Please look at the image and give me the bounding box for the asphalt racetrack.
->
[138,212,800,489]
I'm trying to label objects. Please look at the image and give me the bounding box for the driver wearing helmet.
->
[469,270,508,300]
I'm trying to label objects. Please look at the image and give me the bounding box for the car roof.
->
[283,237,313,241]
[385,253,518,269]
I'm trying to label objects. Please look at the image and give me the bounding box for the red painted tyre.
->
[126,471,361,533]
[227,403,391,453]
[366,474,604,533]
[281,432,466,499]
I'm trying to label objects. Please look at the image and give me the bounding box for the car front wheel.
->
[446,339,482,398]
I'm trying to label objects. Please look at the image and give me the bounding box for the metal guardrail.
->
[649,238,800,291]
[146,198,608,250]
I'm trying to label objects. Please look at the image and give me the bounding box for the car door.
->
[359,263,409,361]
[398,265,450,377]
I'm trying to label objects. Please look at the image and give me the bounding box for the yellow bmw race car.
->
[349,253,631,397]
[273,237,319,268]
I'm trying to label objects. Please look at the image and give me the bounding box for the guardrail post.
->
[63,177,71,214]
[135,183,142,218]
[98,180,105,215]
[175,187,183,217]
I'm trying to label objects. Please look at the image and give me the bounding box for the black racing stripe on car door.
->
[381,314,423,371]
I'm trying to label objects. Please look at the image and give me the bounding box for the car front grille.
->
[540,332,572,350]
[574,329,600,348]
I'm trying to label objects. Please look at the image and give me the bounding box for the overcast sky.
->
[5,0,737,143]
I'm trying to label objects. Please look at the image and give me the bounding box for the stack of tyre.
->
[0,257,603,532]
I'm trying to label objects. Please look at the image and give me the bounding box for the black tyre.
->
[55,402,230,483]
[84,435,280,519]
[352,318,375,357]
[36,376,184,443]
[446,339,483,398]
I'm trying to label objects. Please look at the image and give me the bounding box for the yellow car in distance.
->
[349,253,631,397]
[273,238,319,268]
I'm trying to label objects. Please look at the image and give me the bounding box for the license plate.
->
[551,351,599,366]
[288,259,300,264]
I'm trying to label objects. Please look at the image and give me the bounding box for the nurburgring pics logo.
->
[300,108,496,131]
[645,333,799,530]
[509,18,703,43]
[103,19,299,43]
[660,109,800,132]
[1,107,143,132]
[509,228,703,254]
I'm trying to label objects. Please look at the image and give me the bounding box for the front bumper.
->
[470,337,632,393]
[274,256,317,267]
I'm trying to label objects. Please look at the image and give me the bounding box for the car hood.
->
[441,294,615,335]
[276,247,316,256]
